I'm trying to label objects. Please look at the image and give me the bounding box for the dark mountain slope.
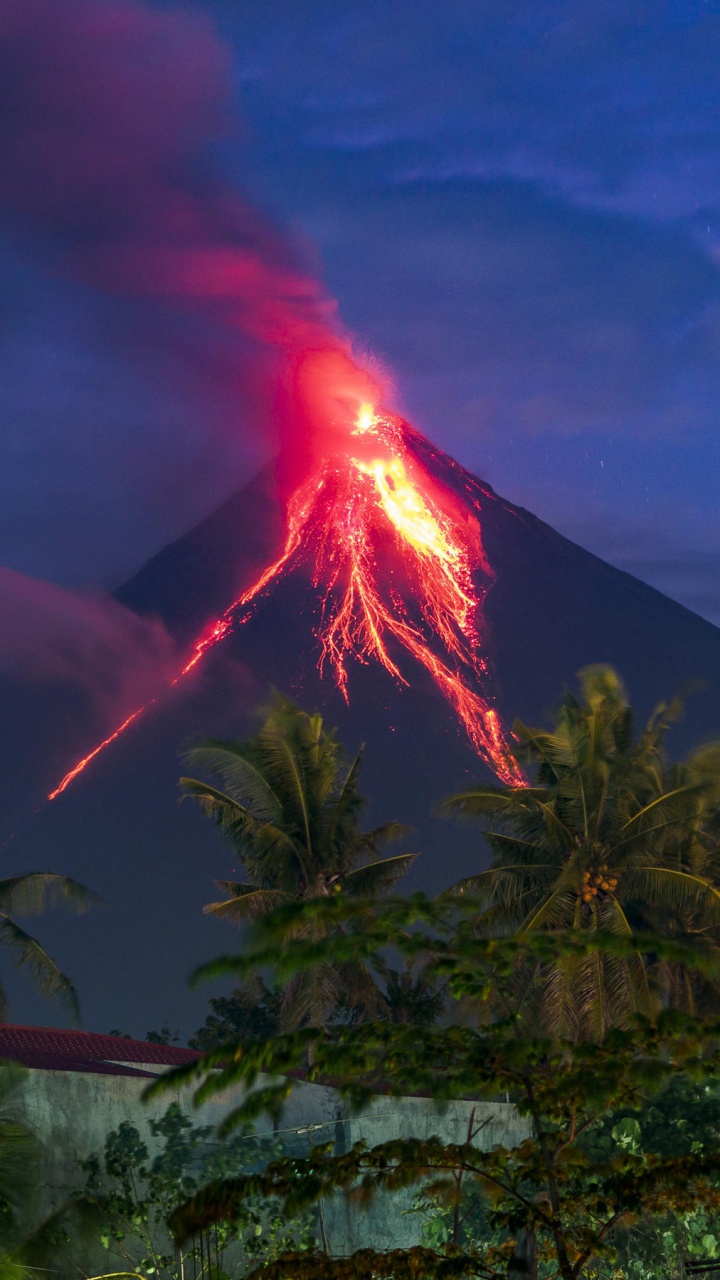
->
[2,450,720,1036]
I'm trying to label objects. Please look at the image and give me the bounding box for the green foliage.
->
[146,894,720,1280]
[0,873,97,1021]
[577,1074,720,1279]
[411,1074,720,1280]
[144,1026,180,1047]
[443,665,720,1039]
[189,978,281,1052]
[181,694,417,1028]
[76,1102,315,1279]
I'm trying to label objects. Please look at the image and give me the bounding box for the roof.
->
[0,1024,201,1078]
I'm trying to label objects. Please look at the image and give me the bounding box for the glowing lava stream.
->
[48,408,523,800]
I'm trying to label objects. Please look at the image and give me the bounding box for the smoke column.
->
[0,568,176,715]
[0,0,522,794]
[0,0,381,477]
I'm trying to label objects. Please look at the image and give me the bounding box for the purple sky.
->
[2,0,719,624]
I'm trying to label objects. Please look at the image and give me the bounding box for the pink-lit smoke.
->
[0,568,177,721]
[0,0,381,481]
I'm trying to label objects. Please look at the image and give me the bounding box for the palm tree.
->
[181,695,417,1028]
[642,741,720,1014]
[0,873,95,1022]
[378,959,446,1027]
[443,666,720,1039]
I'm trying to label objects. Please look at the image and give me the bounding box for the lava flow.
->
[48,406,522,799]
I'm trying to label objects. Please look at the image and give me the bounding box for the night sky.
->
[2,0,720,1036]
[1,0,719,628]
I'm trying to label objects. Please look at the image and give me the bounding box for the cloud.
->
[0,0,377,467]
[0,0,333,367]
[222,0,720,223]
[0,567,177,720]
[311,177,720,441]
[0,0,386,583]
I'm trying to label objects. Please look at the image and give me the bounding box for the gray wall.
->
[17,1064,528,1262]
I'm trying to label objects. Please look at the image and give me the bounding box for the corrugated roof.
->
[0,1024,201,1077]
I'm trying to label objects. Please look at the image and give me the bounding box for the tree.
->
[378,958,446,1027]
[189,977,281,1052]
[180,695,417,1028]
[145,1025,180,1046]
[582,1071,720,1280]
[443,666,720,1038]
[72,1101,315,1280]
[147,894,720,1280]
[0,872,96,1021]
[639,741,720,1016]
[410,1070,720,1280]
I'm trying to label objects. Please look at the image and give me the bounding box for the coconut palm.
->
[0,873,95,1022]
[642,741,720,1013]
[443,666,720,1039]
[378,959,446,1027]
[181,695,417,1028]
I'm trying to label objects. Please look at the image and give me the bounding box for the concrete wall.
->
[16,1064,528,1264]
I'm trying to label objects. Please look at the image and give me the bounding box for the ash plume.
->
[0,0,518,802]
[0,0,379,476]
[0,568,177,721]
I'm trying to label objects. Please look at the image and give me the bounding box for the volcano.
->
[3,418,720,1037]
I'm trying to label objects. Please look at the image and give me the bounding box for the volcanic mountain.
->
[4,421,720,1037]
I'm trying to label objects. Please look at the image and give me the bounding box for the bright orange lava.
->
[47,708,149,801]
[47,408,522,799]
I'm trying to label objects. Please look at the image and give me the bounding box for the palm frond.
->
[324,751,365,852]
[517,887,577,934]
[203,889,293,922]
[624,866,720,918]
[482,832,545,862]
[0,874,98,918]
[179,777,262,842]
[183,745,282,823]
[263,736,313,855]
[442,786,546,818]
[0,918,80,1022]
[617,783,707,834]
[355,821,411,857]
[344,853,418,896]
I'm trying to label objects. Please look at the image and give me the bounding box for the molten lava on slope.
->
[49,404,522,799]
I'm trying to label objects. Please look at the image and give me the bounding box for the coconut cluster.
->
[581,865,618,904]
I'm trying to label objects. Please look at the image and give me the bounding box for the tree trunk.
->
[508,1226,537,1280]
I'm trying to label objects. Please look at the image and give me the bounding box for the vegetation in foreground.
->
[150,899,720,1280]
[181,693,417,1029]
[444,665,720,1038]
[148,668,720,1280]
[60,1102,314,1280]
[8,665,720,1280]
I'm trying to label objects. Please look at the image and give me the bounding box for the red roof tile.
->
[0,1024,201,1076]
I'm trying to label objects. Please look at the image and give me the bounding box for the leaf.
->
[0,874,99,917]
[0,917,80,1022]
[203,889,293,923]
[344,854,418,896]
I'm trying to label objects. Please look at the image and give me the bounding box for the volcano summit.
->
[49,405,523,801]
[4,419,720,1035]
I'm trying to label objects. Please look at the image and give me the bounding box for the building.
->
[0,1025,527,1268]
